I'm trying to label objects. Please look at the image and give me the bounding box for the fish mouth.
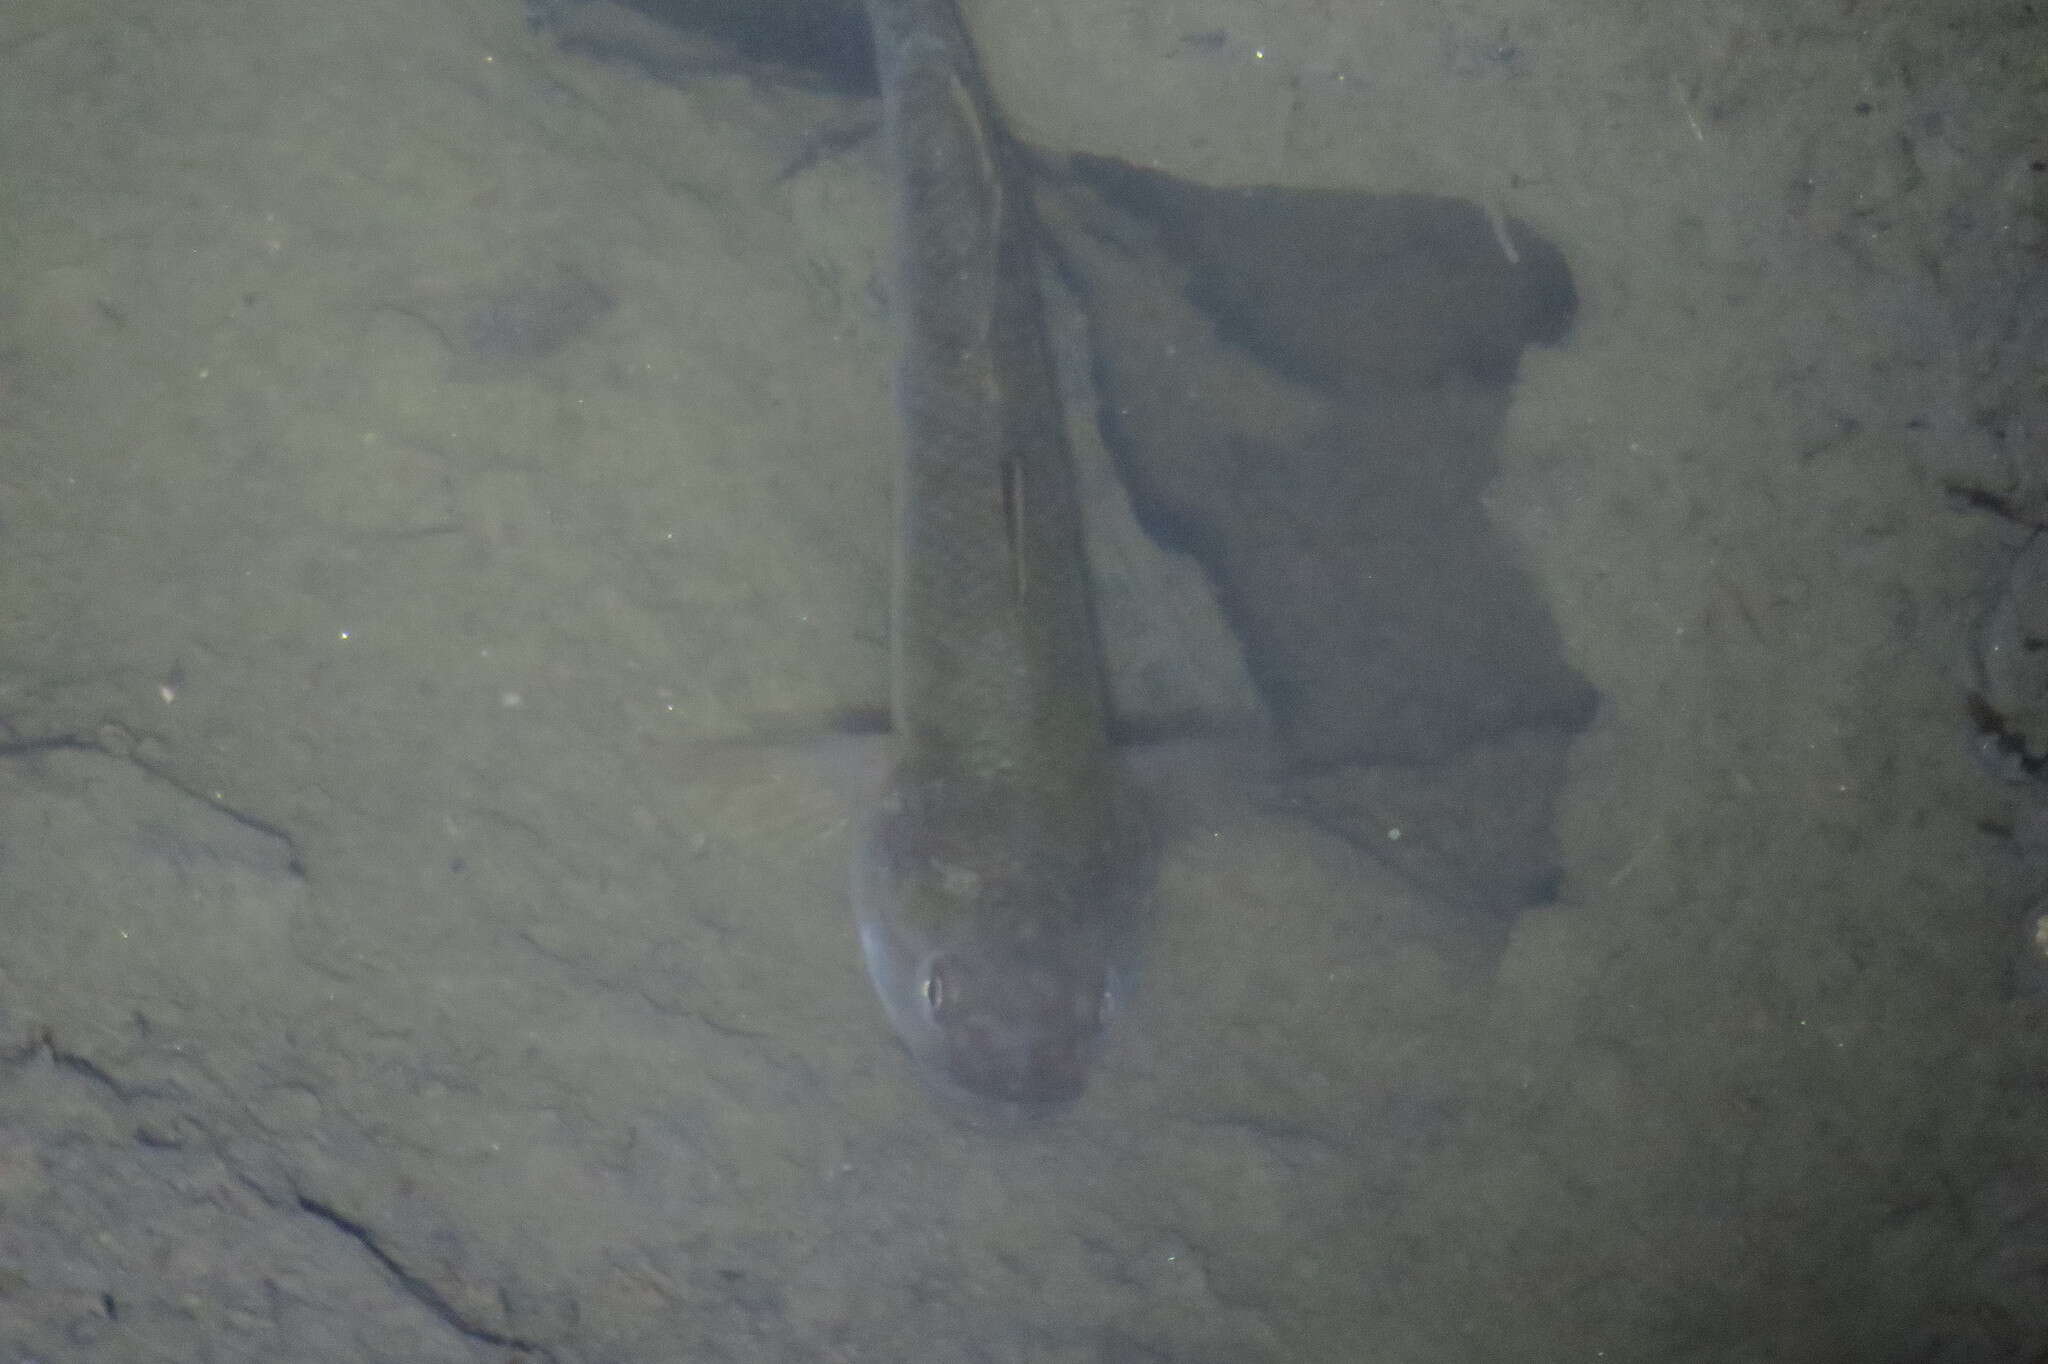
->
[912,1042,1092,1113]
[932,1016,1097,1107]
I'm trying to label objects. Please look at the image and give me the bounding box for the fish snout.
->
[931,956,1107,1104]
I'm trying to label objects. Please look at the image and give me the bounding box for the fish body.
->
[856,0,1146,1104]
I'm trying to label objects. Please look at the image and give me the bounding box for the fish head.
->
[921,934,1115,1106]
[853,784,1136,1106]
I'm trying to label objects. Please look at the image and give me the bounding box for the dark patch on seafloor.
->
[1036,157,1596,913]
[385,263,616,382]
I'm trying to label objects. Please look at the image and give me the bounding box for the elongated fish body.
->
[856,0,1146,1104]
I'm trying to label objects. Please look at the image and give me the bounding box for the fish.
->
[853,0,1149,1104]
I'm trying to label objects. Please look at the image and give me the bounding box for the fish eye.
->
[922,958,952,1018]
